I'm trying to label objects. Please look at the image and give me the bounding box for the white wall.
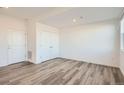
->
[0,14,26,67]
[120,15,124,75]
[60,19,120,67]
[27,19,37,63]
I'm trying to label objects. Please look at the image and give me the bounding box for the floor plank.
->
[0,58,124,85]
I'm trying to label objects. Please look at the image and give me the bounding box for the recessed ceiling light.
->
[73,19,76,22]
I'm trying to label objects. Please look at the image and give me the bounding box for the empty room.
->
[0,7,124,85]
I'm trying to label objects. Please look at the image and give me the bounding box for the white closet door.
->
[38,31,59,62]
[38,31,51,62]
[49,32,59,59]
[8,30,26,65]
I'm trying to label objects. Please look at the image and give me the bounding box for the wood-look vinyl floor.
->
[0,58,124,85]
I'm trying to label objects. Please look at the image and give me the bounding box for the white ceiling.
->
[41,7,124,28]
[0,7,123,28]
[0,7,73,19]
[0,7,56,19]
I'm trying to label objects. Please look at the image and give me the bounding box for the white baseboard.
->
[60,57,119,68]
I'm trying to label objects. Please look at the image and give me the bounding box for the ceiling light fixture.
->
[73,19,76,22]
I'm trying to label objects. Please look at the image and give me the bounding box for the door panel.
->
[37,31,59,63]
[49,32,59,59]
[8,30,26,65]
[38,31,51,62]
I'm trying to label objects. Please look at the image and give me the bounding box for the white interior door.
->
[38,31,51,62]
[37,31,59,62]
[8,29,26,65]
[49,32,59,59]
